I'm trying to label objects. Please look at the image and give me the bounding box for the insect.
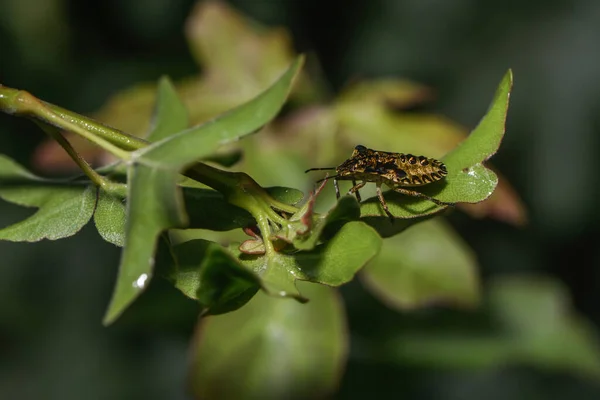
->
[305,145,453,221]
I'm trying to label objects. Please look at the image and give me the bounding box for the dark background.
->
[2,0,600,398]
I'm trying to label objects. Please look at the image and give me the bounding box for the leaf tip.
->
[503,69,514,98]
[294,53,306,70]
[101,271,153,326]
[506,68,514,83]
[101,307,119,326]
[101,294,134,326]
[287,54,306,86]
[157,75,175,89]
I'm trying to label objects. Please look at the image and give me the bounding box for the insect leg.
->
[376,183,394,222]
[334,178,341,199]
[392,186,454,207]
[348,180,366,202]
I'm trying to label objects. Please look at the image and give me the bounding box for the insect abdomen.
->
[396,154,448,186]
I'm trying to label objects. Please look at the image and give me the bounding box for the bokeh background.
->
[2,0,600,399]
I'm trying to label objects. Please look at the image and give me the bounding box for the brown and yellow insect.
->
[305,145,453,221]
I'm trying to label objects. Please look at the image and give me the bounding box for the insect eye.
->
[354,145,367,152]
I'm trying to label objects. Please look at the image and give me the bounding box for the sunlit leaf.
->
[190,282,347,400]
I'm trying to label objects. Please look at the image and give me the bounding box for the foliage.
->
[1,2,599,399]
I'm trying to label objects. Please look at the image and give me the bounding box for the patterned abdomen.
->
[393,154,448,186]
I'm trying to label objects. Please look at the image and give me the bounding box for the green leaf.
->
[295,221,382,285]
[93,191,126,246]
[386,275,600,379]
[102,57,304,325]
[137,56,304,167]
[103,165,187,325]
[233,221,382,299]
[357,70,513,221]
[361,212,436,238]
[361,219,480,310]
[265,186,304,206]
[490,276,600,377]
[443,70,513,168]
[386,334,512,369]
[189,281,347,400]
[0,155,95,242]
[169,240,260,314]
[258,254,307,300]
[146,76,189,142]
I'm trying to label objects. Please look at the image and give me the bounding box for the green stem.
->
[262,196,298,215]
[0,86,131,160]
[41,127,127,196]
[186,163,299,219]
[255,210,276,256]
[46,101,148,151]
[184,162,242,195]
[262,204,289,227]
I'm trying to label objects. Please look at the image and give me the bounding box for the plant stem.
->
[35,123,128,197]
[254,210,276,256]
[185,162,243,195]
[36,123,99,182]
[0,86,132,160]
[46,101,148,151]
[261,195,298,215]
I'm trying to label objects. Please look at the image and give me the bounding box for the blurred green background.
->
[2,0,600,399]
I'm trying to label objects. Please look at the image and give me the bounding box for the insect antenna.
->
[316,174,340,183]
[304,167,336,173]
